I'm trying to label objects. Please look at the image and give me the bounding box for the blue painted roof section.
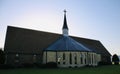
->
[45,36,92,52]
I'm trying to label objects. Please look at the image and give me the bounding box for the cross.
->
[64,9,67,14]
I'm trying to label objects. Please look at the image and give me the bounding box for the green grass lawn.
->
[0,65,120,74]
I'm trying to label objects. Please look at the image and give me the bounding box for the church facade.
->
[4,11,111,67]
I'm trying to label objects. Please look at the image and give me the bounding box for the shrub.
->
[44,62,57,68]
[98,61,112,65]
[112,54,119,65]
[0,49,5,64]
[0,64,15,69]
[22,63,34,68]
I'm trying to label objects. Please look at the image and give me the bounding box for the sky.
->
[0,0,120,55]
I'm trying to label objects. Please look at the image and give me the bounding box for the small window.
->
[34,54,36,57]
[15,53,19,63]
[33,54,36,63]
[16,54,19,57]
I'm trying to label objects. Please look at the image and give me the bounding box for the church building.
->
[4,11,111,67]
[43,10,101,67]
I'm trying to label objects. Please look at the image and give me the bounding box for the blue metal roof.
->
[45,36,92,52]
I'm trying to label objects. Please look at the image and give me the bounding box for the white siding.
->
[43,51,101,68]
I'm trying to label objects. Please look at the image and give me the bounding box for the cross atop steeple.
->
[64,10,67,14]
[62,10,69,36]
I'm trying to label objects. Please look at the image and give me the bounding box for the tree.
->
[112,54,119,65]
[0,48,5,64]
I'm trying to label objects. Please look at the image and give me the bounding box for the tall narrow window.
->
[63,53,65,64]
[70,53,72,64]
[81,57,83,64]
[80,54,83,64]
[63,53,65,60]
[84,54,87,64]
[85,59,86,64]
[74,53,77,64]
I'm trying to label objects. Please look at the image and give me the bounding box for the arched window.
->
[70,53,72,64]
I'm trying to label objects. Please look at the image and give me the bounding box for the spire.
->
[62,10,68,29]
[62,10,69,36]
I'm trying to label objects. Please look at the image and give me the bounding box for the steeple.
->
[62,10,69,36]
